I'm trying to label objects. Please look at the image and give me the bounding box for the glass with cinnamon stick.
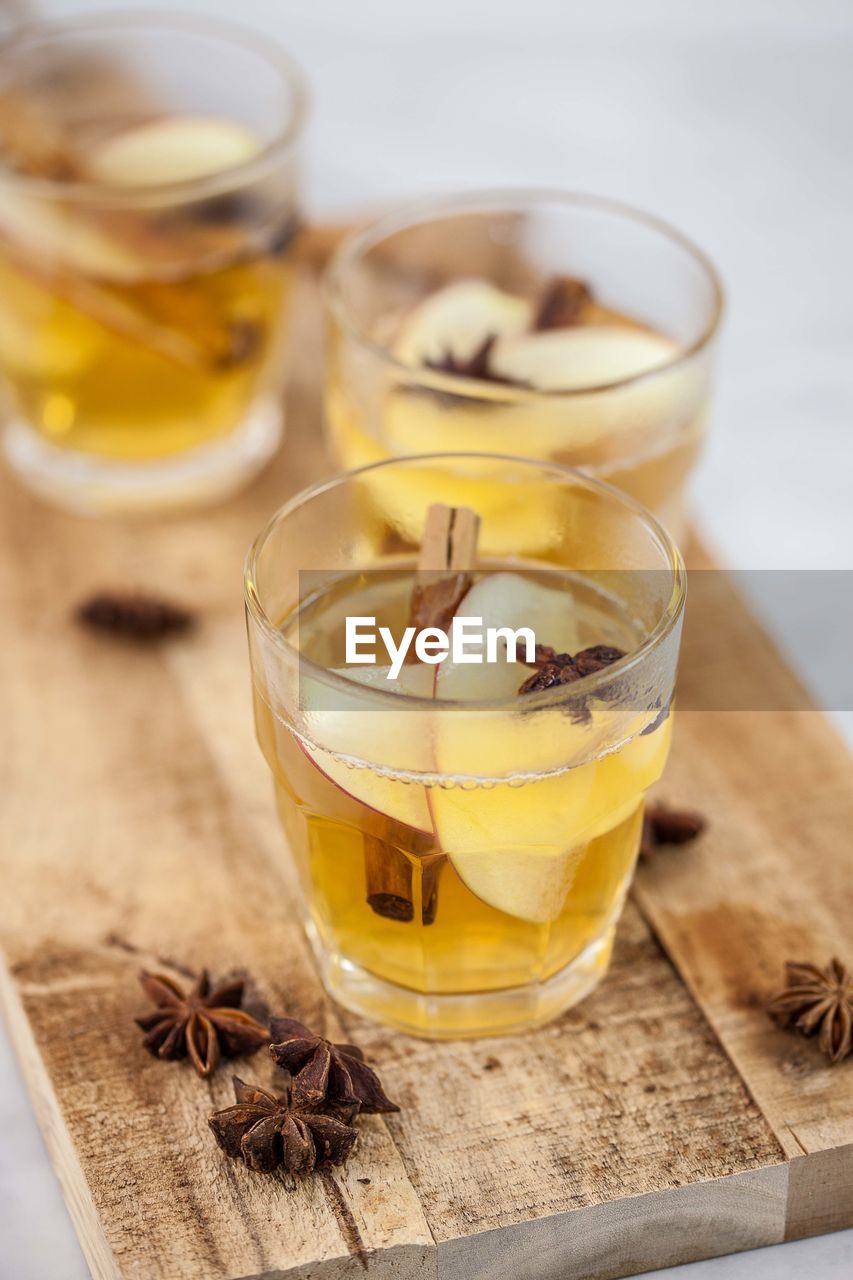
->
[245,454,685,1037]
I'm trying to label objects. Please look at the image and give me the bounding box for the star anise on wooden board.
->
[76,590,194,640]
[767,957,852,1064]
[269,1017,400,1114]
[135,970,269,1078]
[640,803,707,860]
[209,1076,358,1174]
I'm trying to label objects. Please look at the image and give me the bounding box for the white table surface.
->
[4,1,852,1277]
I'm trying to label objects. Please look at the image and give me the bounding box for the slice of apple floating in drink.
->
[88,116,261,187]
[295,662,435,833]
[384,275,702,461]
[393,279,533,366]
[430,570,665,924]
[357,282,555,556]
[488,325,701,451]
[384,280,537,459]
[428,572,592,924]
[0,114,259,279]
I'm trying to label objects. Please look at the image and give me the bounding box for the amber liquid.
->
[252,568,672,1036]
[0,221,293,461]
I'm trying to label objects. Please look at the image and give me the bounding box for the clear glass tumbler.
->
[0,14,306,513]
[325,190,722,538]
[245,453,686,1038]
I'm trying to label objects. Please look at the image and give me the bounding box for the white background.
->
[2,1,852,1277]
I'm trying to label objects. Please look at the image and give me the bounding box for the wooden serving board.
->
[1,247,851,1280]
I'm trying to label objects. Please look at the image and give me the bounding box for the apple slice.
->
[430,571,599,922]
[428,571,672,922]
[380,322,702,506]
[487,325,705,452]
[297,662,435,832]
[489,326,677,391]
[88,116,261,187]
[435,571,580,702]
[394,279,532,367]
[576,713,674,844]
[351,444,567,561]
[0,117,263,285]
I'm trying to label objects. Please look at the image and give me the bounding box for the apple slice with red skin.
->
[296,663,434,832]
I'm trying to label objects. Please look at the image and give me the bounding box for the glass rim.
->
[324,187,724,400]
[0,10,308,206]
[244,451,687,713]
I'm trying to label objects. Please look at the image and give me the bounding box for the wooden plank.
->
[0,252,850,1280]
[634,544,853,1194]
[437,1166,788,1280]
[166,615,787,1266]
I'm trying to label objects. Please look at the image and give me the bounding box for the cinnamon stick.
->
[364,834,414,922]
[364,504,479,924]
[419,854,445,926]
[364,835,447,926]
[409,503,481,633]
[363,821,441,926]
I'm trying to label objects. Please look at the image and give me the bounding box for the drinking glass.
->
[0,14,306,512]
[245,453,686,1038]
[325,190,722,537]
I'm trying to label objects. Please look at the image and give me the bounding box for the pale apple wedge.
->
[353,451,566,560]
[0,117,261,285]
[490,326,677,391]
[427,773,595,924]
[434,570,588,775]
[89,116,261,187]
[430,571,598,922]
[383,322,701,474]
[572,713,673,847]
[394,279,532,367]
[487,326,705,450]
[436,571,580,701]
[297,663,435,831]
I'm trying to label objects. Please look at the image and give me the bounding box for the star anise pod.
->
[518,661,583,693]
[269,1017,400,1114]
[76,590,194,640]
[135,970,269,1078]
[768,958,852,1065]
[573,645,627,675]
[520,641,574,667]
[518,642,625,694]
[640,802,707,860]
[209,1076,358,1174]
[424,334,528,388]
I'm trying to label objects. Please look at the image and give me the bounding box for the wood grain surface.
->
[0,261,850,1280]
